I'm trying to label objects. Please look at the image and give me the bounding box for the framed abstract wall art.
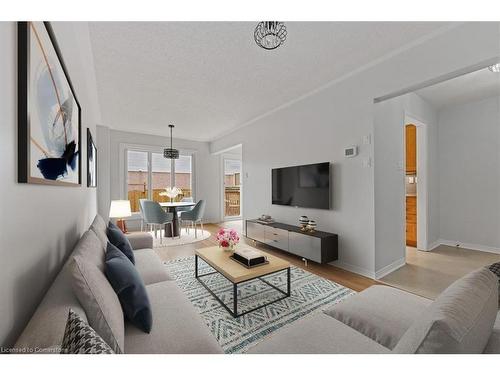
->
[87,128,97,187]
[18,21,81,186]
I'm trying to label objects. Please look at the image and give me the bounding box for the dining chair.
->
[180,200,206,238]
[139,199,176,243]
[176,196,194,218]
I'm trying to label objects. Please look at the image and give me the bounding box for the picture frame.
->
[18,21,82,186]
[87,128,97,187]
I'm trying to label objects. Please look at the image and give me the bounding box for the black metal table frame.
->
[195,254,291,318]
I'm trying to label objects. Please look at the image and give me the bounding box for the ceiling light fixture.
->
[254,21,287,50]
[163,124,179,159]
[488,63,500,73]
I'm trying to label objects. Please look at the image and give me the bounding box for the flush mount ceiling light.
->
[254,21,287,50]
[163,124,179,159]
[488,63,500,73]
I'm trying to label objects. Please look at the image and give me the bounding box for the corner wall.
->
[0,22,100,347]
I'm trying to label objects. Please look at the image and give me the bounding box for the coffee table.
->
[195,246,291,318]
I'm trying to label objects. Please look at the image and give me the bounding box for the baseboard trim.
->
[375,257,406,280]
[427,240,442,251]
[332,260,376,279]
[437,239,500,255]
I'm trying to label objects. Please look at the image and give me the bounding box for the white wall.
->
[0,22,100,347]
[210,22,500,278]
[373,93,438,275]
[438,95,500,251]
[97,127,222,225]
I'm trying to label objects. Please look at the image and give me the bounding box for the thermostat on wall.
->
[344,146,358,158]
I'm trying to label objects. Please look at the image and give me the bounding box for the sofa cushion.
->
[105,243,152,333]
[488,262,500,305]
[61,309,114,354]
[247,313,390,354]
[13,260,88,351]
[483,311,500,354]
[324,285,432,349]
[90,214,108,249]
[394,268,498,354]
[124,281,222,354]
[107,222,135,264]
[134,249,172,285]
[72,230,106,271]
[71,255,125,353]
[126,232,153,250]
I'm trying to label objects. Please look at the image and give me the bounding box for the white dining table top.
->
[159,201,196,208]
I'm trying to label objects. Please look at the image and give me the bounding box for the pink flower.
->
[220,240,229,248]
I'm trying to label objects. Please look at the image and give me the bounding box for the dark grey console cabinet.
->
[245,220,338,264]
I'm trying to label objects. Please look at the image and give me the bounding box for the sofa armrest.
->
[126,232,153,250]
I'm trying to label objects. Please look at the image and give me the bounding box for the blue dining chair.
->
[180,200,206,238]
[139,199,176,242]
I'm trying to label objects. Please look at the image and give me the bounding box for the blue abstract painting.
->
[18,21,81,186]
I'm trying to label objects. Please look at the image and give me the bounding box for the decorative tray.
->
[229,254,269,269]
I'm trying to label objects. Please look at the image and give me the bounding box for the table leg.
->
[287,267,291,297]
[164,207,180,237]
[195,255,198,278]
[233,283,238,318]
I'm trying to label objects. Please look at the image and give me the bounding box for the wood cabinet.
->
[406,124,417,175]
[406,196,417,247]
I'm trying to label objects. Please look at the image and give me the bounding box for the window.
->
[152,152,172,204]
[224,159,241,217]
[175,155,192,201]
[127,151,148,213]
[125,148,194,212]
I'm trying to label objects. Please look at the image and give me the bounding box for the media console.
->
[245,219,338,264]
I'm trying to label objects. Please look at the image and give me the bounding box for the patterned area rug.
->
[164,256,355,353]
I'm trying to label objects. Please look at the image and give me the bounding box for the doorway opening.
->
[223,157,242,221]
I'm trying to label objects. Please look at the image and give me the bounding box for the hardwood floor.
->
[152,221,379,292]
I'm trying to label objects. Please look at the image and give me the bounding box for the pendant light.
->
[163,124,179,159]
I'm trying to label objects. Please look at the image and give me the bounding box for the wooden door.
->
[405,124,417,174]
[406,196,417,247]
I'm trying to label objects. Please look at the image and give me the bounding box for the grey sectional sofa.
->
[248,269,500,354]
[14,215,222,354]
[13,214,500,354]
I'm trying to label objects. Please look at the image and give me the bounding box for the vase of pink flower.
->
[216,228,240,252]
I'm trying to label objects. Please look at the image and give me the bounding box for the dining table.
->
[159,201,196,237]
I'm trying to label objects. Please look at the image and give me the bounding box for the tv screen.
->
[272,162,331,209]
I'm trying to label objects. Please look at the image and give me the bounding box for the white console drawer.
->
[264,226,289,251]
[246,221,265,243]
[289,232,322,263]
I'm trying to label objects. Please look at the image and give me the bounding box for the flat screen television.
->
[272,162,331,209]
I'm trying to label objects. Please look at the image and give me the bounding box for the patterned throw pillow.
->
[488,262,500,305]
[61,309,114,354]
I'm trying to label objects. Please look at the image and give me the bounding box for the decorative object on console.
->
[61,309,114,354]
[109,200,132,233]
[163,124,179,159]
[160,186,182,202]
[216,228,240,252]
[18,22,81,186]
[299,216,309,231]
[306,220,317,232]
[254,21,287,50]
[87,128,97,187]
[256,214,274,224]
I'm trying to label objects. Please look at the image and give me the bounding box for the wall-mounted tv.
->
[272,162,331,209]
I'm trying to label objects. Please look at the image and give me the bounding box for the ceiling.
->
[416,67,500,109]
[88,22,450,141]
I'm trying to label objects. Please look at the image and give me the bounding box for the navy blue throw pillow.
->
[105,242,152,333]
[107,221,135,264]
